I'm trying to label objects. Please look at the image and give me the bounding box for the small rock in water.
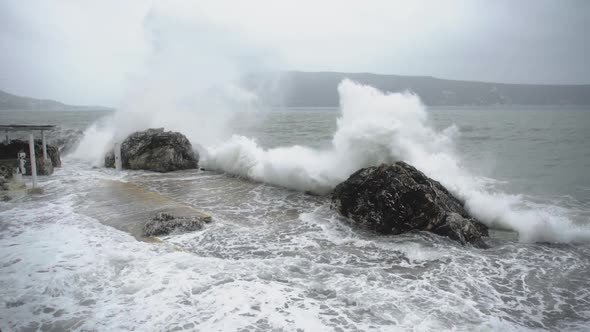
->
[331,161,489,247]
[0,177,9,191]
[143,212,208,237]
[27,187,44,195]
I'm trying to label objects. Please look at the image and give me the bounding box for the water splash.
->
[204,79,590,243]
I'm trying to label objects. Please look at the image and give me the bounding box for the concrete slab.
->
[78,179,211,240]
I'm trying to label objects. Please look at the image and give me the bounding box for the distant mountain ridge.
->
[0,89,110,111]
[3,72,590,110]
[245,71,590,106]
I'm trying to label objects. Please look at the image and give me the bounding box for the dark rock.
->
[0,177,8,191]
[0,140,61,175]
[0,160,17,178]
[39,159,53,176]
[104,150,115,168]
[105,128,198,172]
[331,162,488,246]
[0,176,25,192]
[144,212,208,236]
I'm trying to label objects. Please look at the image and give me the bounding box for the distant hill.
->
[0,89,110,111]
[245,71,590,106]
[4,72,590,110]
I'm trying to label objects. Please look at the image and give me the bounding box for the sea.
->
[1,84,590,331]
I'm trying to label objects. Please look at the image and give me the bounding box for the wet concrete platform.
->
[79,179,211,240]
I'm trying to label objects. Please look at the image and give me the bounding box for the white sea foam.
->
[2,157,588,331]
[204,79,590,243]
[0,188,445,331]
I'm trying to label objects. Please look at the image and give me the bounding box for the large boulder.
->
[105,128,198,172]
[331,162,488,247]
[0,140,61,176]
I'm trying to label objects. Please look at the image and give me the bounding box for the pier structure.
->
[0,124,56,188]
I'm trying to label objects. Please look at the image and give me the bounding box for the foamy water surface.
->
[1,84,590,330]
[1,160,590,331]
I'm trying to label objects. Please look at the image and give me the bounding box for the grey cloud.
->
[0,0,588,106]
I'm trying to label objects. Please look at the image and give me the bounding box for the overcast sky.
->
[1,0,589,106]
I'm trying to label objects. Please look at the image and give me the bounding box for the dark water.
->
[430,107,590,208]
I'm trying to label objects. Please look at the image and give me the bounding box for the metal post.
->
[42,130,48,161]
[29,132,37,188]
[114,142,122,170]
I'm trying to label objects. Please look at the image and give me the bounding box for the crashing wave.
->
[203,80,590,243]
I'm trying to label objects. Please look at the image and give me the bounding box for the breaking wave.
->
[203,79,590,243]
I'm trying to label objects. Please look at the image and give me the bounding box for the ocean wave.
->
[203,79,590,243]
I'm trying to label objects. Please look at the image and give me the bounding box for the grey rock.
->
[0,162,14,179]
[40,159,53,176]
[144,212,208,237]
[105,128,198,172]
[55,128,84,155]
[331,162,488,247]
[104,150,115,168]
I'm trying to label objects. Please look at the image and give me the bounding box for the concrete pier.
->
[79,179,211,240]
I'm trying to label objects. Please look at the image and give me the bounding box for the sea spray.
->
[203,79,462,193]
[204,79,590,243]
[71,5,268,165]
